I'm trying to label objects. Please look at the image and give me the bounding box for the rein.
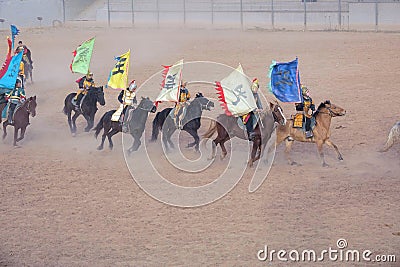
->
[317,107,341,117]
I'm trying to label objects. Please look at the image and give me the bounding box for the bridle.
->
[318,105,343,117]
[201,99,212,110]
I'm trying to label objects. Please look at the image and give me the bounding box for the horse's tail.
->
[380,122,400,152]
[94,112,107,139]
[203,120,217,139]
[150,113,161,142]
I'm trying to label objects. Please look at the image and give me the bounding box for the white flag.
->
[216,64,257,116]
[156,59,183,103]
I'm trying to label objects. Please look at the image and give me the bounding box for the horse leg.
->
[83,114,92,132]
[16,126,26,142]
[316,140,328,167]
[167,128,175,149]
[2,121,9,140]
[284,139,297,165]
[250,139,263,166]
[97,124,109,151]
[13,127,19,146]
[67,111,74,134]
[219,136,230,160]
[107,128,120,150]
[128,136,141,154]
[325,139,344,161]
[71,112,80,136]
[186,129,200,152]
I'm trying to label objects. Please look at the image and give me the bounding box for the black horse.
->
[63,86,105,136]
[94,97,156,154]
[24,60,33,84]
[151,93,214,152]
[3,96,37,146]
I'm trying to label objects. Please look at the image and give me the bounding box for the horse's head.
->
[26,95,37,117]
[316,100,346,117]
[269,101,286,125]
[194,92,214,111]
[91,86,106,106]
[138,97,157,113]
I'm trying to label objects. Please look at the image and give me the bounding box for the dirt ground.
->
[0,26,399,266]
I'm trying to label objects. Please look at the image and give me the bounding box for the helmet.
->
[16,78,22,85]
[87,71,93,76]
[301,85,308,94]
[128,80,137,91]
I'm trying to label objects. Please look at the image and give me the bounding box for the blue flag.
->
[0,51,23,89]
[269,58,301,103]
[10,25,20,50]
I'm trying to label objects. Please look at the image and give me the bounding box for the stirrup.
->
[305,131,313,138]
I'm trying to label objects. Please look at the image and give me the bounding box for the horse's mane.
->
[314,100,331,117]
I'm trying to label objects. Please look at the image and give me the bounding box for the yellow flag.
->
[107,50,130,90]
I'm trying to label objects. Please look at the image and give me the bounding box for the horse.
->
[24,60,33,84]
[2,96,37,146]
[276,100,346,167]
[380,121,400,152]
[150,93,214,152]
[63,86,105,136]
[0,95,7,123]
[94,97,156,153]
[202,102,286,167]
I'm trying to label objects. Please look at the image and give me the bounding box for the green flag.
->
[70,37,95,74]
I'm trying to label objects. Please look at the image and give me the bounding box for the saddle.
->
[71,94,87,111]
[237,113,259,131]
[291,113,316,131]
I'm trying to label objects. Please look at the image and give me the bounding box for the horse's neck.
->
[315,109,332,129]
[185,101,201,120]
[84,92,97,105]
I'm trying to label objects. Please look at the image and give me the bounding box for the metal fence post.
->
[107,0,110,26]
[62,0,66,24]
[183,0,186,25]
[271,0,275,30]
[211,0,214,25]
[375,0,378,31]
[131,0,135,26]
[156,0,160,27]
[338,0,342,29]
[304,0,307,30]
[240,0,243,29]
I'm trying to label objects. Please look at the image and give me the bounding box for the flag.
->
[155,59,183,103]
[10,25,20,50]
[107,50,130,90]
[70,37,95,74]
[0,50,23,89]
[0,37,13,79]
[215,64,257,116]
[269,58,301,103]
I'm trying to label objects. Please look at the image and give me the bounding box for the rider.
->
[174,80,190,129]
[295,84,315,138]
[112,80,137,132]
[244,78,263,141]
[73,71,95,110]
[5,78,26,124]
[18,60,25,86]
[15,40,33,66]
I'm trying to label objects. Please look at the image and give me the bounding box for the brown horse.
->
[276,100,346,167]
[203,102,286,167]
[2,96,37,146]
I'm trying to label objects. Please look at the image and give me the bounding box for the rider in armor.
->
[73,71,95,110]
[244,78,263,141]
[5,78,25,124]
[295,85,315,138]
[174,80,191,129]
[112,80,137,132]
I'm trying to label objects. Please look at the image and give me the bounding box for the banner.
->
[155,59,183,103]
[70,37,95,74]
[0,51,23,89]
[269,58,301,103]
[215,64,257,117]
[0,38,13,80]
[10,25,20,50]
[107,50,130,90]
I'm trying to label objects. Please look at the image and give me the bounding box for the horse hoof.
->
[109,146,113,150]
[97,146,103,150]
[322,162,329,167]
[338,156,344,161]
[290,161,298,166]
[71,132,76,137]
